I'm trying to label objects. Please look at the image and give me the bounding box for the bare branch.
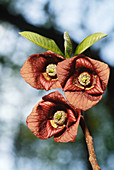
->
[80,115,101,170]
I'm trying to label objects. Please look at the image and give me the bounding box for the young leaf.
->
[74,33,107,56]
[19,31,64,57]
[64,31,73,58]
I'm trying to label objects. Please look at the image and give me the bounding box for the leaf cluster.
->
[19,31,107,59]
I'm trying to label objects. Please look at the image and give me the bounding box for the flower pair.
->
[21,51,110,110]
[21,51,110,142]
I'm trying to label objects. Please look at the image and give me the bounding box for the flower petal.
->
[39,101,56,114]
[21,70,44,90]
[67,108,77,126]
[26,101,55,139]
[50,80,62,89]
[54,110,81,143]
[63,76,83,91]
[46,50,65,61]
[20,53,47,89]
[88,58,110,90]
[65,91,102,111]
[39,73,59,91]
[46,121,65,138]
[57,57,76,87]
[86,76,104,94]
[76,56,94,70]
[43,91,68,105]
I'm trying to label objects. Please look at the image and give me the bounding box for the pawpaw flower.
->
[57,55,110,111]
[20,51,64,91]
[26,91,81,143]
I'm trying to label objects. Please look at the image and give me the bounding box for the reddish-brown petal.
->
[45,51,65,61]
[86,76,104,94]
[76,56,94,70]
[54,110,81,143]
[67,108,77,126]
[88,58,110,91]
[26,103,48,139]
[39,73,59,91]
[26,101,55,139]
[43,91,68,105]
[20,53,46,89]
[63,76,83,91]
[50,80,62,89]
[38,101,56,114]
[42,91,77,113]
[65,91,102,111]
[46,121,65,138]
[57,57,77,88]
[21,68,44,90]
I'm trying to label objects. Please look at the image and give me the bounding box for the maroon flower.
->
[20,51,64,91]
[26,91,81,143]
[57,55,110,111]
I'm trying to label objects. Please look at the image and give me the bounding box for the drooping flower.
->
[26,91,81,143]
[57,55,110,111]
[20,51,64,91]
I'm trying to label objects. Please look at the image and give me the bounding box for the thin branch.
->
[80,115,101,170]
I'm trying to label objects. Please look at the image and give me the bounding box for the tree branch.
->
[80,115,101,170]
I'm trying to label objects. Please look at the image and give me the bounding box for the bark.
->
[80,115,101,170]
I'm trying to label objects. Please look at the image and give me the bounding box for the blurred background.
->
[0,0,114,170]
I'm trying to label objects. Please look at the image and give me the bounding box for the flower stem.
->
[80,115,101,170]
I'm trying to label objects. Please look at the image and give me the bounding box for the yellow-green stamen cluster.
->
[78,72,91,86]
[54,110,66,126]
[46,64,57,76]
[56,113,61,120]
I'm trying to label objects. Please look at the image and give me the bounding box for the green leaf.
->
[19,31,64,56]
[74,33,107,56]
[64,31,73,58]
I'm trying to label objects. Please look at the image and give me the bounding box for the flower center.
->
[46,64,57,77]
[53,110,66,126]
[78,72,91,86]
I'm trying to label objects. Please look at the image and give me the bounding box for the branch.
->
[80,115,101,170]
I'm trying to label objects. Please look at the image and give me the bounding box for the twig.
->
[80,115,101,170]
